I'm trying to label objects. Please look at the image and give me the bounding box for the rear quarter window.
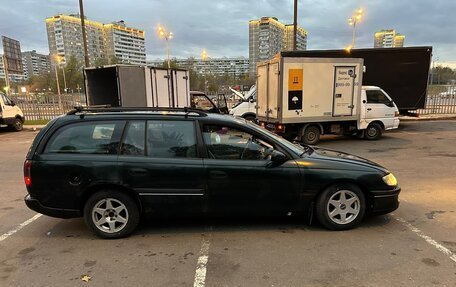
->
[44,121,124,154]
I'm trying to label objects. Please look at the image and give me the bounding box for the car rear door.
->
[118,119,206,215]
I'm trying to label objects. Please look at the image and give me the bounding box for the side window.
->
[46,122,122,154]
[366,90,391,105]
[202,125,274,160]
[146,121,197,158]
[121,121,146,156]
[1,93,12,106]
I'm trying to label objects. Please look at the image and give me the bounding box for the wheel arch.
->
[368,120,385,130]
[242,112,256,119]
[80,184,143,214]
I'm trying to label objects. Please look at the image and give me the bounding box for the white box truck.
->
[0,92,24,131]
[256,56,399,144]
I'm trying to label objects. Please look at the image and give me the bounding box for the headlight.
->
[382,173,397,186]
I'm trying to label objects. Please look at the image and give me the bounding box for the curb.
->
[400,116,456,122]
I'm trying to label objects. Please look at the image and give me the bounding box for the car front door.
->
[118,119,206,215]
[201,123,301,216]
[365,89,396,127]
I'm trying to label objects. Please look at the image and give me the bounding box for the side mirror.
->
[249,98,255,103]
[269,150,288,166]
[10,100,16,106]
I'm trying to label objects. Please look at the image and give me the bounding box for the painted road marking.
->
[193,235,211,287]
[396,217,456,263]
[0,214,42,242]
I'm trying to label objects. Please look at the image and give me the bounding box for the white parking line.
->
[193,236,211,287]
[0,214,42,242]
[396,217,456,263]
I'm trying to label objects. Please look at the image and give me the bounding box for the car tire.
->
[302,126,320,145]
[364,123,382,140]
[10,118,23,131]
[84,190,140,239]
[315,183,366,231]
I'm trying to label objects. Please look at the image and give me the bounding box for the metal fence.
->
[9,93,86,121]
[417,85,456,115]
[7,86,456,122]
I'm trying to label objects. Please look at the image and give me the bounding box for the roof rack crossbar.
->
[67,106,208,117]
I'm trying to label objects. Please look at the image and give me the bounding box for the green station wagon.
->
[24,107,400,238]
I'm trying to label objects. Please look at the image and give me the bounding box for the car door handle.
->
[209,171,228,179]
[128,168,148,175]
[367,108,372,111]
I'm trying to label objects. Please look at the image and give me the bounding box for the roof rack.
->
[67,106,208,117]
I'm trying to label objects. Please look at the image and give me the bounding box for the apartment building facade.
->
[147,57,249,77]
[46,14,145,67]
[21,50,51,79]
[249,17,307,75]
[374,29,405,48]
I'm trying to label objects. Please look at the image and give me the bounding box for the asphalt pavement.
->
[0,121,455,287]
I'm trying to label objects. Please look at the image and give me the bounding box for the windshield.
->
[245,121,306,156]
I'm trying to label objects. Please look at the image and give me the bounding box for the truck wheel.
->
[315,183,366,231]
[243,115,256,122]
[84,190,140,239]
[302,126,320,145]
[10,118,23,131]
[364,123,382,140]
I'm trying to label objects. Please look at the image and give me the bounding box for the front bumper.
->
[25,194,81,219]
[370,186,401,215]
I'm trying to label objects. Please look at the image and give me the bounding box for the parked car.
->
[0,92,25,131]
[24,107,400,238]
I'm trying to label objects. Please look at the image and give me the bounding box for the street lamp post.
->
[348,8,363,48]
[431,57,439,85]
[231,62,236,86]
[157,25,173,69]
[201,50,208,94]
[53,62,62,110]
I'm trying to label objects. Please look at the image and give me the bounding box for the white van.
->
[0,92,25,131]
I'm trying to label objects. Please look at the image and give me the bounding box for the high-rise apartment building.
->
[103,20,146,64]
[374,29,405,48]
[249,17,307,75]
[146,57,249,77]
[21,50,51,79]
[46,14,145,67]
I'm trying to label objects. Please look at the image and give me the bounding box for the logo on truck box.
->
[288,69,303,110]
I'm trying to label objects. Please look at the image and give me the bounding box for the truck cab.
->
[229,85,257,121]
[0,92,24,131]
[360,86,400,140]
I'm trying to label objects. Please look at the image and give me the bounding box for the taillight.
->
[24,160,32,187]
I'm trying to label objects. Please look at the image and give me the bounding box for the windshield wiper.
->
[293,141,314,156]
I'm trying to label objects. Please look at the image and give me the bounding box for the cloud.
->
[0,0,454,63]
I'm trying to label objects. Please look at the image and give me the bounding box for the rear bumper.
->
[370,186,401,215]
[25,194,81,218]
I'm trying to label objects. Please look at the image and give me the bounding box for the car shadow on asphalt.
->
[43,214,394,240]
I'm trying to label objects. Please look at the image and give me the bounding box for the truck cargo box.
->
[257,57,364,124]
[85,65,190,108]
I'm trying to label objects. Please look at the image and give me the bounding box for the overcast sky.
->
[1,0,455,67]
